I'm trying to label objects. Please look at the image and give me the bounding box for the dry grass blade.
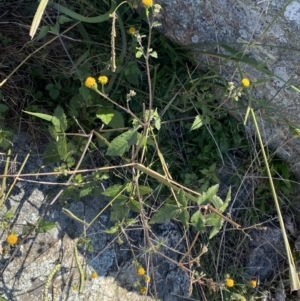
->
[29,0,49,39]
[250,107,300,291]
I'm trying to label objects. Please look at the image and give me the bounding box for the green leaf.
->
[58,15,73,24]
[49,89,60,100]
[152,21,161,27]
[210,195,223,210]
[136,50,143,58]
[96,108,114,125]
[79,185,94,198]
[104,222,120,234]
[36,25,49,41]
[191,211,205,231]
[23,110,53,122]
[191,115,204,131]
[54,106,67,132]
[109,110,124,129]
[177,189,187,207]
[206,213,223,239]
[0,103,9,113]
[79,86,91,101]
[101,184,124,197]
[36,218,56,233]
[150,51,158,58]
[196,184,219,204]
[111,200,128,221]
[43,141,61,163]
[149,204,180,224]
[220,187,231,212]
[50,22,60,34]
[137,185,153,196]
[5,211,14,220]
[48,125,58,139]
[178,209,189,228]
[128,198,141,213]
[57,135,67,160]
[106,129,137,156]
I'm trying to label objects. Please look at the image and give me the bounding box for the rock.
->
[0,134,189,300]
[244,227,284,281]
[153,0,300,178]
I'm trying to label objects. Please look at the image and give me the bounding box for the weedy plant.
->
[1,0,300,300]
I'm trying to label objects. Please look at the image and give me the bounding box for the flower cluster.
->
[137,267,145,276]
[7,233,18,245]
[84,75,109,89]
[98,75,108,85]
[85,77,97,89]
[142,0,153,7]
[225,278,234,288]
[91,271,98,279]
[128,27,136,34]
[241,77,250,87]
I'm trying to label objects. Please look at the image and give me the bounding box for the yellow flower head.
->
[98,75,109,85]
[91,271,98,279]
[7,233,18,245]
[225,278,234,288]
[128,27,136,34]
[85,77,97,88]
[140,286,147,294]
[144,275,151,282]
[241,78,250,87]
[137,267,145,276]
[142,0,153,7]
[249,279,257,288]
[294,128,300,136]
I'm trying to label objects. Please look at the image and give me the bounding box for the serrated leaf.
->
[57,135,67,160]
[191,115,203,131]
[220,187,231,212]
[79,185,93,198]
[104,222,120,234]
[206,213,223,239]
[106,129,137,156]
[178,189,187,207]
[96,108,114,125]
[36,218,56,233]
[210,195,223,210]
[137,185,153,196]
[149,204,180,224]
[48,125,58,139]
[111,201,128,221]
[109,110,124,129]
[191,210,206,231]
[128,198,141,213]
[101,184,125,197]
[54,106,67,132]
[178,209,189,228]
[197,184,219,204]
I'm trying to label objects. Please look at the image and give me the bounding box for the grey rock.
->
[0,134,189,300]
[153,0,300,178]
[245,227,285,281]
